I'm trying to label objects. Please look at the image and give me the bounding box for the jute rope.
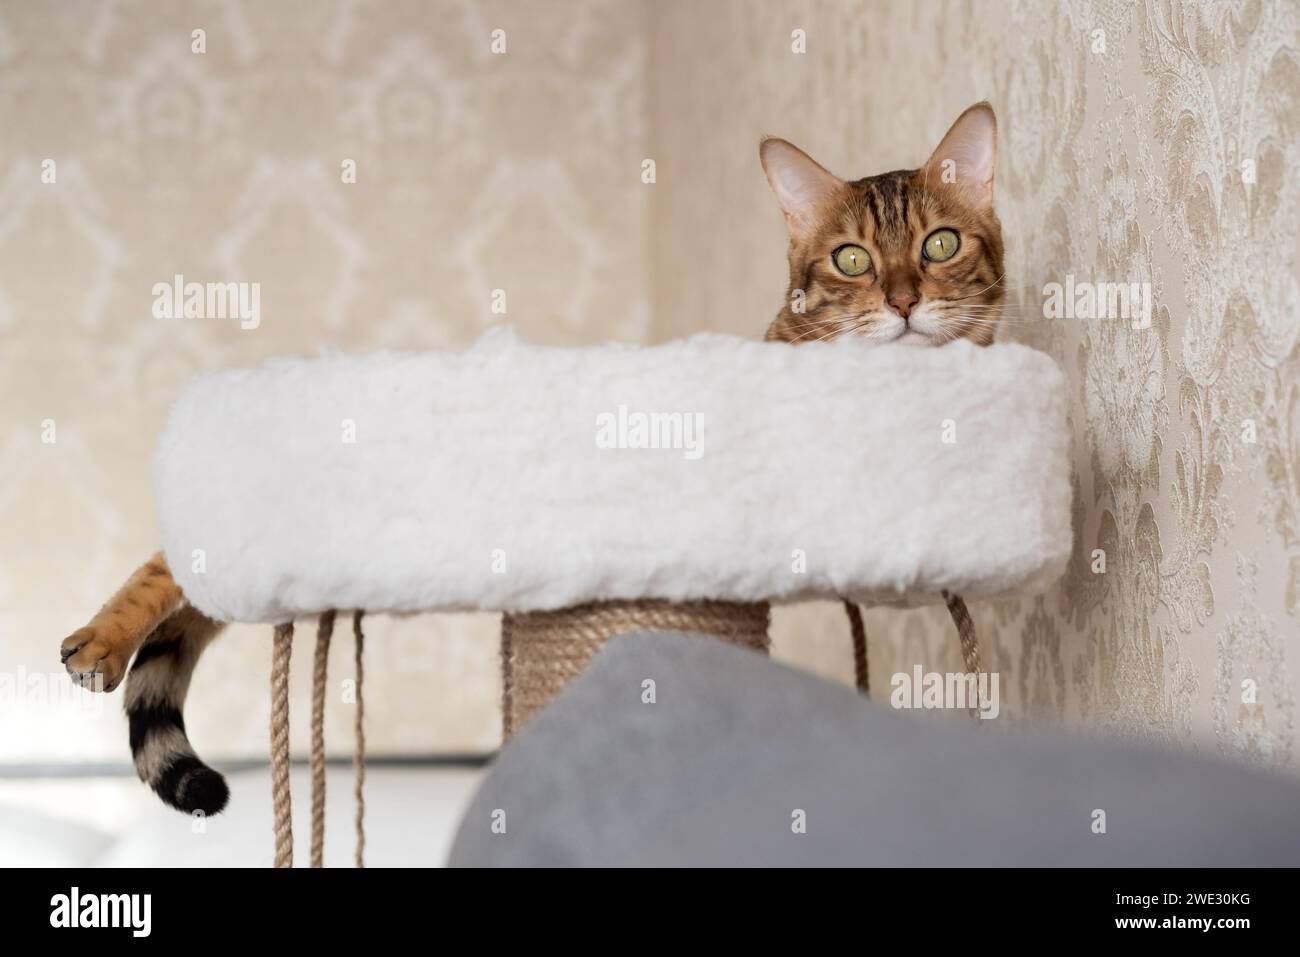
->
[309,610,335,868]
[271,589,976,868]
[501,594,980,732]
[352,610,366,869]
[843,593,982,698]
[501,598,770,738]
[269,611,365,869]
[271,622,294,869]
[942,591,982,675]
[843,601,869,693]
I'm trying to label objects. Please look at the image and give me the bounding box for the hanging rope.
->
[842,600,869,694]
[843,594,980,697]
[942,591,982,675]
[309,610,335,868]
[273,590,972,868]
[270,621,294,868]
[352,610,366,869]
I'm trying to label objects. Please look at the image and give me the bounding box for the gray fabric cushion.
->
[449,632,1300,866]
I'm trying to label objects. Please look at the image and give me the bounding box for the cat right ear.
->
[760,138,844,239]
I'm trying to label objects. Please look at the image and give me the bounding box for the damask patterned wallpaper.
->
[0,0,651,761]
[650,0,1300,770]
[2,1,1297,770]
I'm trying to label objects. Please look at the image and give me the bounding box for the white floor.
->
[0,764,485,867]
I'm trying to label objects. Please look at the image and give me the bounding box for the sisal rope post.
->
[500,621,516,740]
[270,622,294,868]
[501,598,770,738]
[352,610,366,869]
[309,610,335,868]
[281,591,972,867]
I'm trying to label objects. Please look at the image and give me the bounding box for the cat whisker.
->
[949,313,1040,324]
[934,308,1035,321]
[932,300,1033,314]
[788,324,857,342]
[808,319,873,343]
[789,321,858,342]
[948,322,1032,329]
[946,277,1011,303]
[782,312,879,341]
[782,313,862,330]
[777,321,847,339]
[944,316,1036,324]
[942,317,1034,329]
[940,314,1040,331]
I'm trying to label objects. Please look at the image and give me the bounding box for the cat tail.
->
[124,604,230,815]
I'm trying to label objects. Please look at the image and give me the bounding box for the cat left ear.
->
[923,102,997,209]
[760,138,846,238]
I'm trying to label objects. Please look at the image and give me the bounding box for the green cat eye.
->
[922,228,961,262]
[833,244,872,276]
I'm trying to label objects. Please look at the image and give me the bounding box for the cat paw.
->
[60,627,127,693]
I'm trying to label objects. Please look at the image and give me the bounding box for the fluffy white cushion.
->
[155,329,1070,623]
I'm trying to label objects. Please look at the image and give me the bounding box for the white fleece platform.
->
[155,328,1071,623]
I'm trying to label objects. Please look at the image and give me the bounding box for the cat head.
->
[761,102,1003,346]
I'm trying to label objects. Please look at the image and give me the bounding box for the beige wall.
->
[3,1,1298,771]
[0,0,651,761]
[649,0,1299,765]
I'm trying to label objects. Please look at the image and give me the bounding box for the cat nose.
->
[886,292,919,319]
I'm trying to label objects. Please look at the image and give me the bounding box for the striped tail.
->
[124,604,230,814]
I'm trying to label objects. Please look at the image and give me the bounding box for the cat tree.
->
[153,328,1071,866]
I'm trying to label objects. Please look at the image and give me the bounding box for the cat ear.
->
[760,138,845,238]
[923,102,997,208]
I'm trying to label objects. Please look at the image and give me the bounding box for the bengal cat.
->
[762,101,1003,344]
[60,102,1003,815]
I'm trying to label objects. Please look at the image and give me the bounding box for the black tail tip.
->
[178,767,230,815]
[155,757,230,816]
